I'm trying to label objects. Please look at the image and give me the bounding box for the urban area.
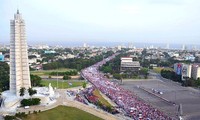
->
[1,1,200,120]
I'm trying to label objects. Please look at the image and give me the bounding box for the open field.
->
[93,89,112,107]
[153,67,173,73]
[120,79,200,120]
[31,68,74,76]
[22,105,103,120]
[41,80,84,89]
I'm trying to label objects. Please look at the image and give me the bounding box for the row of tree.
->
[30,74,43,87]
[112,68,149,80]
[160,69,182,82]
[100,53,129,74]
[63,75,71,80]
[42,51,114,71]
[160,69,200,87]
[50,70,78,76]
[21,98,41,107]
[19,87,37,97]
[0,62,9,91]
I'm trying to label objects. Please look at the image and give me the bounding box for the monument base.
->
[1,90,21,109]
[0,86,57,113]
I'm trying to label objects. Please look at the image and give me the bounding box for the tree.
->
[140,68,149,79]
[19,87,26,97]
[113,74,122,80]
[30,74,42,87]
[21,98,41,106]
[4,115,16,120]
[82,82,87,88]
[102,66,112,73]
[106,106,112,112]
[142,49,147,56]
[28,88,37,97]
[63,75,71,80]
[0,62,9,91]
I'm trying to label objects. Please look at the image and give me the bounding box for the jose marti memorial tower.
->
[10,10,31,96]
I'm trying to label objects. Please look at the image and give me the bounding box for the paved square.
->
[120,79,200,120]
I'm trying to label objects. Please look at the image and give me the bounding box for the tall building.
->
[182,44,186,50]
[166,43,169,49]
[10,10,31,96]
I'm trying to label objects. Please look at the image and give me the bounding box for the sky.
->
[1,0,200,46]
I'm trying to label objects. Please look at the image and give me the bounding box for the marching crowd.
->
[81,54,172,120]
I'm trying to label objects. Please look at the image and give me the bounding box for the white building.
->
[29,58,37,64]
[10,10,31,96]
[182,44,186,50]
[181,64,192,80]
[117,45,122,50]
[120,57,140,72]
[192,64,200,80]
[174,63,192,80]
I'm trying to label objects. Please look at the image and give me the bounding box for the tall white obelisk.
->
[10,10,31,96]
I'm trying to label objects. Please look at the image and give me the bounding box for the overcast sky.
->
[1,0,200,45]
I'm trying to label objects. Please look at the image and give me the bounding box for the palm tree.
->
[19,87,26,97]
[28,88,37,98]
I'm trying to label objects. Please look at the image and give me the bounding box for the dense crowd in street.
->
[81,53,172,120]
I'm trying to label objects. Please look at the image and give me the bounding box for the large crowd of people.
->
[81,53,172,120]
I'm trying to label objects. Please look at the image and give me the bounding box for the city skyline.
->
[1,0,200,45]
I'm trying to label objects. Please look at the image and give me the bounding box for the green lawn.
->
[22,105,103,120]
[41,80,84,89]
[93,89,112,107]
[31,68,74,76]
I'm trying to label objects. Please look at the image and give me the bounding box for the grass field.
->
[41,80,84,89]
[153,67,173,73]
[93,89,112,107]
[22,105,103,120]
[31,68,74,76]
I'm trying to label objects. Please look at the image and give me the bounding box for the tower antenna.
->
[17,0,20,11]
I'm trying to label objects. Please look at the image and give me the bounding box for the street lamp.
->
[57,65,58,89]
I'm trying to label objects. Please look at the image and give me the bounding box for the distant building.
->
[66,54,75,59]
[29,57,37,64]
[128,42,133,49]
[150,64,158,68]
[44,50,56,54]
[0,52,4,62]
[117,45,122,50]
[83,43,88,48]
[166,43,169,49]
[120,57,140,73]
[182,44,186,50]
[185,55,195,62]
